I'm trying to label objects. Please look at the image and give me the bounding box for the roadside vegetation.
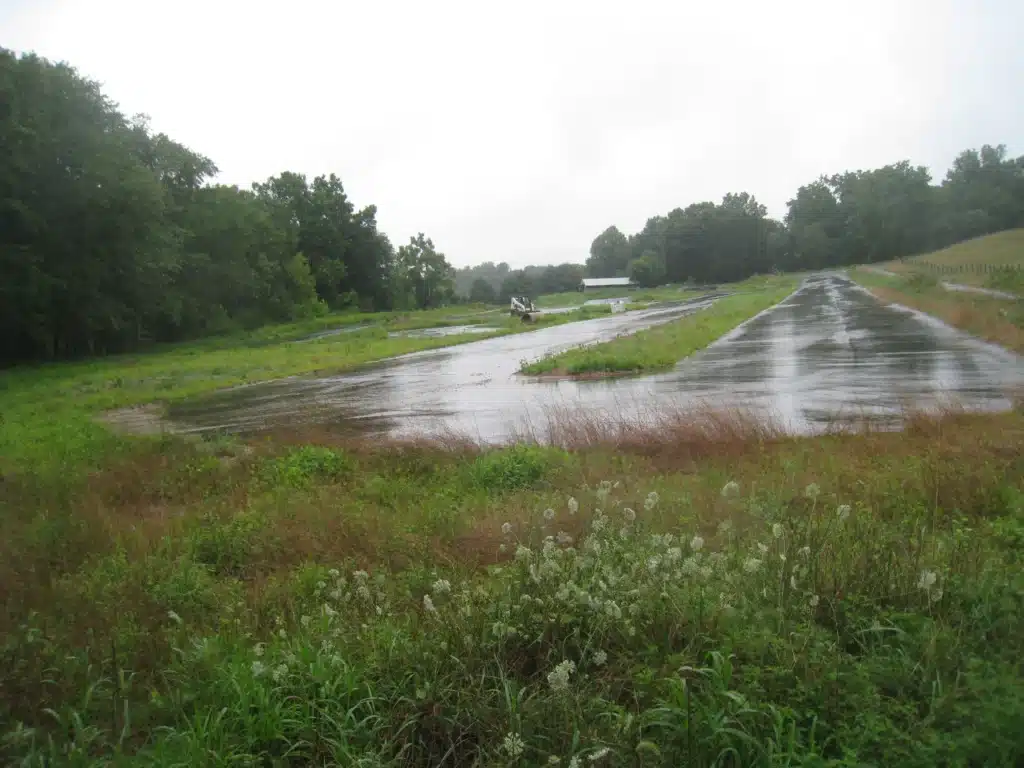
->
[883,229,1024,291]
[521,277,797,377]
[851,269,1024,354]
[2,401,1022,765]
[534,285,706,308]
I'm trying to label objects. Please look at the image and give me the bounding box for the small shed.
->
[579,277,635,292]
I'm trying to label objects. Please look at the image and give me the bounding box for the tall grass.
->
[2,406,1022,765]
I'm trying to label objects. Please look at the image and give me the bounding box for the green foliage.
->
[260,445,356,489]
[466,444,553,492]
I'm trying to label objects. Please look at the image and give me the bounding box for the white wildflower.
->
[329,588,343,601]
[757,542,769,554]
[592,649,608,667]
[277,628,287,639]
[798,546,811,558]
[251,660,266,677]
[271,663,288,683]
[644,491,660,511]
[547,659,577,692]
[772,523,784,539]
[721,480,740,498]
[623,507,636,523]
[596,486,611,504]
[322,603,337,618]
[253,642,265,657]
[717,519,733,534]
[501,522,513,536]
[743,557,762,574]
[499,543,507,553]
[837,504,851,521]
[592,516,606,533]
[619,526,630,540]
[690,534,704,552]
[804,483,821,500]
[515,545,532,561]
[353,570,369,581]
[646,555,661,572]
[779,553,787,562]
[316,580,326,592]
[568,497,579,515]
[543,508,555,521]
[699,566,712,579]
[300,615,311,628]
[931,587,943,603]
[604,601,622,619]
[356,585,371,601]
[589,747,611,762]
[809,594,820,608]
[502,732,526,759]
[557,531,574,546]
[432,579,451,594]
[790,574,798,589]
[423,594,437,613]
[917,569,938,591]
[328,568,340,578]
[167,610,182,625]
[569,759,581,768]
[666,546,683,564]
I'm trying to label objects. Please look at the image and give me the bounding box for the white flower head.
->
[251,660,266,677]
[271,663,288,683]
[502,732,526,759]
[253,642,265,657]
[588,747,611,762]
[568,496,579,515]
[568,759,581,768]
[556,530,574,546]
[547,659,576,692]
[432,578,451,595]
[804,483,821,500]
[917,569,938,591]
[743,557,762,574]
[644,491,660,511]
[798,545,811,558]
[501,522,513,536]
[757,542,769,554]
[837,504,851,521]
[622,507,636,523]
[328,568,340,578]
[687,534,704,552]
[721,480,740,498]
[422,594,437,613]
[772,523,784,539]
[592,515,606,533]
[592,649,608,666]
[300,615,311,628]
[353,570,369,581]
[809,594,820,608]
[543,507,555,521]
[515,545,532,561]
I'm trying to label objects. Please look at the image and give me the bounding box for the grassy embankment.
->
[882,228,1024,292]
[521,275,798,377]
[851,269,1024,354]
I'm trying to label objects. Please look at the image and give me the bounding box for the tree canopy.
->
[0,48,454,364]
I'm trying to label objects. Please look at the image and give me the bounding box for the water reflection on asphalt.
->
[168,275,1022,439]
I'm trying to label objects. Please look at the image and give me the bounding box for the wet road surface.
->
[168,275,1022,439]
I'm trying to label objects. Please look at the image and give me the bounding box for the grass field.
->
[521,276,798,377]
[3,270,1024,764]
[883,229,1024,292]
[1,401,1022,765]
[851,269,1024,353]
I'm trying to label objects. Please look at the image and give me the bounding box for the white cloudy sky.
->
[3,0,1021,267]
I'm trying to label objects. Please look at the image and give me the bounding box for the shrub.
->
[259,445,355,489]
[466,444,552,492]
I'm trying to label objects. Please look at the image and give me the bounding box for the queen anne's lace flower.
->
[592,649,607,666]
[644,491,660,511]
[502,733,525,758]
[837,504,851,521]
[422,594,437,613]
[501,522,513,535]
[743,557,762,573]
[721,480,740,498]
[547,659,576,692]
[568,497,579,515]
[690,535,704,552]
[804,483,821,500]
[917,569,937,590]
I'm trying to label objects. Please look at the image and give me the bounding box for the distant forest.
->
[2,47,1023,364]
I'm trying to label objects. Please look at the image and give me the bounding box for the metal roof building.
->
[579,277,634,290]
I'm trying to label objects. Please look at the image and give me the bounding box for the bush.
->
[466,444,553,492]
[259,445,355,489]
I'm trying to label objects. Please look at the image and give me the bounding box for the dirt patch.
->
[97,404,176,435]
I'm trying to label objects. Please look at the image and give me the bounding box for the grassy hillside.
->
[886,229,1024,289]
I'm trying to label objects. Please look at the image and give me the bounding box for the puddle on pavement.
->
[163,276,1023,440]
[388,325,499,339]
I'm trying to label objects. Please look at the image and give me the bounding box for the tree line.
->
[588,148,1024,286]
[455,262,586,304]
[0,49,457,364]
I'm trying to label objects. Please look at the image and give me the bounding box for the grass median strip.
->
[520,276,799,377]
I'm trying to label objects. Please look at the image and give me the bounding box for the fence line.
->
[908,262,1022,275]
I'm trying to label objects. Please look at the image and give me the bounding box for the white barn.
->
[579,277,635,291]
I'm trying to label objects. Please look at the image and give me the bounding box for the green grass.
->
[521,276,798,376]
[2,408,1022,765]
[851,268,1024,353]
[884,229,1024,289]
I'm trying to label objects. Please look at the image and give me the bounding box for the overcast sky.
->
[4,0,1022,267]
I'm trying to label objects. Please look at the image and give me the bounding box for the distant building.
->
[579,277,635,291]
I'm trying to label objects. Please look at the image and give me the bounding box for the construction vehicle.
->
[509,296,538,322]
